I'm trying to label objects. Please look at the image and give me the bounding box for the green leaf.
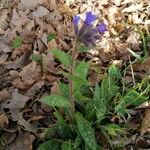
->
[103,124,125,137]
[47,33,56,42]
[50,49,71,67]
[74,135,82,149]
[77,44,91,52]
[108,65,122,79]
[86,84,107,122]
[75,112,96,150]
[70,75,89,92]
[75,60,90,79]
[59,82,69,98]
[45,127,57,139]
[31,54,42,63]
[115,90,148,112]
[37,140,60,150]
[41,95,70,108]
[61,141,73,150]
[94,84,107,122]
[54,110,72,139]
[12,36,23,49]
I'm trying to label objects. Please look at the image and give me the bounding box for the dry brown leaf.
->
[20,0,43,9]
[11,9,30,28]
[0,9,9,30]
[28,115,46,122]
[5,53,30,69]
[25,81,45,98]
[31,6,50,18]
[51,81,60,94]
[122,4,143,13]
[8,132,35,150]
[0,38,12,53]
[2,89,29,112]
[42,53,56,74]
[11,44,32,59]
[0,114,9,128]
[44,0,56,11]
[12,78,31,89]
[1,89,37,132]
[0,54,8,64]
[0,89,11,102]
[58,4,74,15]
[140,108,150,135]
[20,62,42,86]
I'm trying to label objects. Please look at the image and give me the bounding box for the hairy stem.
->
[69,38,78,113]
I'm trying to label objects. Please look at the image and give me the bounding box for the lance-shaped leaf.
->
[41,95,70,108]
[75,112,96,150]
[50,49,71,67]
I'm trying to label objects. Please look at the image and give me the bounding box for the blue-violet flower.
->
[73,11,107,47]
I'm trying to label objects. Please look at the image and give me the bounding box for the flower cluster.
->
[73,11,107,47]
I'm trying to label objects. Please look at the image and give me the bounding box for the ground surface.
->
[0,0,150,149]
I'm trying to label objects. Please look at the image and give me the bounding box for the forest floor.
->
[0,0,150,149]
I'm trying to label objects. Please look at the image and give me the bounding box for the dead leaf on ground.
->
[0,114,9,128]
[0,89,11,102]
[1,89,37,132]
[11,44,32,59]
[20,0,43,9]
[0,38,12,53]
[140,108,150,135]
[20,62,42,86]
[5,53,30,69]
[25,81,45,98]
[28,115,46,122]
[8,131,35,150]
[31,6,50,18]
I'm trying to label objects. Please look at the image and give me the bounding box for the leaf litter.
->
[0,0,150,149]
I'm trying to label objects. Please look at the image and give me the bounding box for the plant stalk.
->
[69,38,78,113]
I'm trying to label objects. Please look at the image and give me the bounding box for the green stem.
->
[69,38,78,113]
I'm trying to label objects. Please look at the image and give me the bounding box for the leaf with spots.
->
[50,49,71,67]
[41,95,70,108]
[75,112,96,150]
[74,60,90,79]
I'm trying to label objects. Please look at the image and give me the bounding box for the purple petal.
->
[98,23,107,33]
[84,11,96,25]
[73,15,80,26]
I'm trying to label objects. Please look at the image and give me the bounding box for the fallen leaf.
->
[5,53,30,69]
[0,38,12,53]
[0,89,11,102]
[11,44,32,59]
[58,4,74,15]
[0,9,9,30]
[28,115,46,122]
[20,62,42,86]
[0,114,9,128]
[1,89,37,132]
[25,81,45,98]
[122,4,143,13]
[31,6,50,18]
[140,108,150,135]
[44,0,56,11]
[20,0,43,9]
[8,132,35,150]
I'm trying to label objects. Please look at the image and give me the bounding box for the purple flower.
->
[73,11,107,48]
[73,16,80,26]
[84,11,97,25]
[98,23,107,33]
[73,16,80,34]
